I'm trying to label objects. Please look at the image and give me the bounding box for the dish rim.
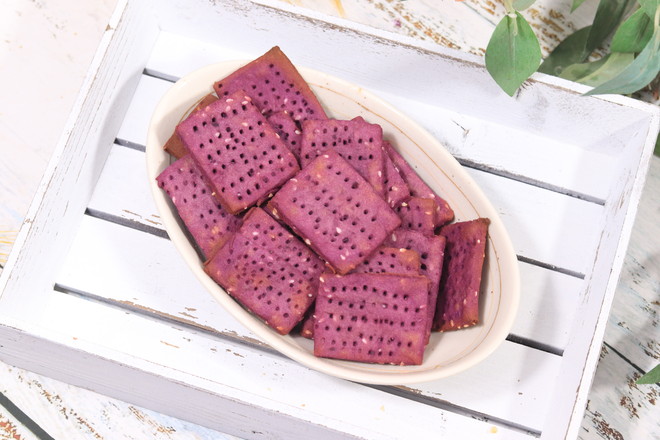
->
[145,60,520,385]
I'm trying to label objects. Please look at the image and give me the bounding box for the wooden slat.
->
[272,0,497,56]
[89,143,584,352]
[401,338,563,432]
[1,290,533,440]
[145,23,652,174]
[129,65,619,202]
[602,157,660,372]
[466,168,602,276]
[144,31,252,77]
[270,0,598,57]
[0,394,41,440]
[112,73,605,275]
[373,89,616,202]
[87,144,163,230]
[116,74,175,147]
[57,214,254,341]
[56,214,562,431]
[577,345,660,440]
[514,262,583,352]
[0,361,240,440]
[539,152,658,439]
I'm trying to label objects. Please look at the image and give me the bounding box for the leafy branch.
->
[485,0,660,98]
[485,0,660,384]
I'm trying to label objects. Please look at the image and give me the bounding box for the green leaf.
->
[539,26,592,75]
[572,0,588,11]
[485,12,542,96]
[559,55,611,81]
[560,52,635,85]
[638,0,660,18]
[586,0,637,54]
[637,363,660,384]
[585,13,660,95]
[611,8,654,52]
[513,0,537,10]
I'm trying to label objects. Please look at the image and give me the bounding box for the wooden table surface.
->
[0,1,657,439]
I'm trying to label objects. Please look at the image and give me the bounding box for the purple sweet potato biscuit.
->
[384,228,446,342]
[176,90,299,215]
[299,308,316,339]
[299,118,385,196]
[314,273,430,365]
[205,208,324,335]
[213,46,327,122]
[164,93,219,159]
[267,150,401,275]
[156,155,241,259]
[434,218,490,332]
[396,197,438,236]
[267,110,303,161]
[384,141,454,226]
[383,150,410,208]
[353,246,420,275]
[299,247,421,340]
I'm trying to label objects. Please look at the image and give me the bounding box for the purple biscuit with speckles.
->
[267,110,303,161]
[300,247,421,340]
[299,118,385,196]
[164,93,219,159]
[353,246,421,275]
[267,150,401,275]
[434,218,489,332]
[156,155,241,259]
[299,307,316,339]
[204,208,324,335]
[213,46,327,122]
[396,197,438,236]
[383,149,410,208]
[384,228,445,343]
[314,273,430,365]
[176,90,299,215]
[384,141,454,226]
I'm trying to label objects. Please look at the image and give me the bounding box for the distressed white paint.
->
[57,215,561,431]
[271,0,600,58]
[0,404,39,440]
[603,158,660,373]
[116,75,176,146]
[578,344,660,440]
[145,22,654,159]
[373,90,620,202]
[87,145,163,229]
[0,0,658,439]
[57,214,257,340]
[544,121,658,440]
[514,261,584,352]
[0,363,241,440]
[1,290,532,440]
[465,167,603,275]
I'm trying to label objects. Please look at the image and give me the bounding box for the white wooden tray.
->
[0,0,657,439]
